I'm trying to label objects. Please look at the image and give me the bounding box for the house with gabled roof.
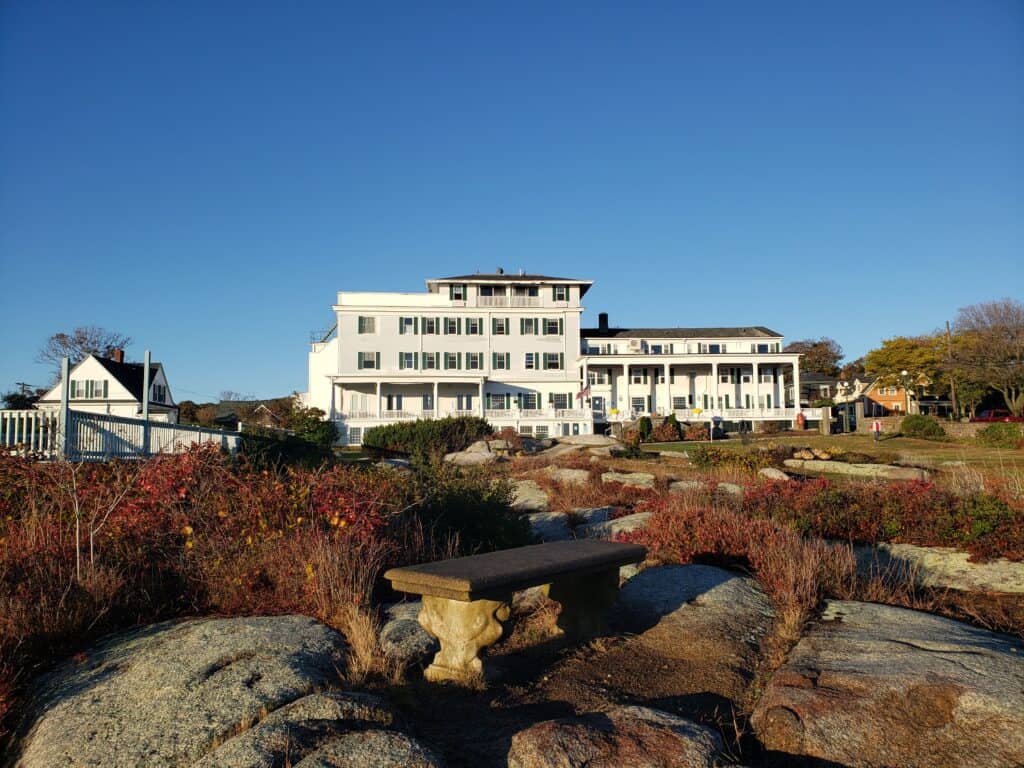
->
[36,350,179,423]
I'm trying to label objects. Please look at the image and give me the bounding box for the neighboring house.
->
[784,371,840,406]
[858,375,951,417]
[213,401,287,431]
[36,350,178,423]
[305,270,808,445]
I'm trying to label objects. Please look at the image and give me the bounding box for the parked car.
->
[970,409,1024,423]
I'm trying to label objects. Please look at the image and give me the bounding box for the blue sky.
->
[2,1,1021,401]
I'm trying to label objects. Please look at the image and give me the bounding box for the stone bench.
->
[384,539,646,683]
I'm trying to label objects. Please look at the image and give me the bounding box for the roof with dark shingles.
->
[581,326,782,339]
[430,273,586,282]
[93,357,162,401]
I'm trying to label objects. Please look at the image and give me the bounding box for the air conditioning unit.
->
[628,338,643,352]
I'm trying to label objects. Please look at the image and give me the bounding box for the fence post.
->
[58,356,70,459]
[142,349,151,456]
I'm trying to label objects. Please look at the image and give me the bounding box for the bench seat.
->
[384,540,646,683]
[384,539,646,601]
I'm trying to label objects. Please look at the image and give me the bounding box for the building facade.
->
[36,352,178,423]
[306,271,810,444]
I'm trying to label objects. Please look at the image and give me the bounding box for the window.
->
[350,393,368,412]
[631,397,646,413]
[534,425,549,438]
[630,368,648,384]
[422,394,434,411]
[444,317,460,335]
[385,394,403,411]
[521,317,538,335]
[514,285,539,297]
[525,353,537,370]
[466,317,482,335]
[479,285,505,297]
[709,343,722,354]
[422,317,438,334]
[543,318,562,335]
[551,393,570,409]
[493,317,509,335]
[399,316,416,334]
[752,343,770,353]
[487,392,509,409]
[544,352,563,370]
[519,425,534,436]
[444,352,460,370]
[72,379,108,399]
[650,344,663,354]
[457,394,473,411]
[357,316,376,334]
[719,374,731,384]
[466,352,483,370]
[152,384,165,402]
[347,427,362,446]
[449,284,467,301]
[588,370,608,385]
[742,374,752,383]
[422,352,438,369]
[672,396,688,410]
[358,351,379,369]
[759,371,774,383]
[553,285,568,301]
[520,392,539,409]
[492,352,510,370]
[399,352,417,370]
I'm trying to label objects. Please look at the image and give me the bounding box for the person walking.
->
[872,419,882,441]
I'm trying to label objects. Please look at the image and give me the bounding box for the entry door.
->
[592,396,605,413]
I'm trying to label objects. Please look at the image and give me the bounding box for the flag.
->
[576,385,591,400]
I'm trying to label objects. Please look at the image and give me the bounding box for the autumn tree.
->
[839,357,866,381]
[37,326,133,380]
[863,334,948,397]
[953,298,1024,416]
[783,337,843,377]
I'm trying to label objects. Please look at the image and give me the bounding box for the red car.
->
[970,409,1024,423]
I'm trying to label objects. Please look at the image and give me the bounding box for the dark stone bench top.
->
[384,540,647,601]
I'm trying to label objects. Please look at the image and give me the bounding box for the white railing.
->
[1,409,60,456]
[382,410,417,420]
[477,296,543,307]
[555,409,585,418]
[485,409,514,418]
[1,409,241,461]
[66,411,241,461]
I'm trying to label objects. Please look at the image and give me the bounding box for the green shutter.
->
[519,317,525,335]
[457,352,462,369]
[414,317,419,334]
[399,318,405,335]
[559,318,564,335]
[448,285,454,299]
[492,352,497,368]
[478,317,484,335]
[505,352,510,368]
[457,318,462,335]
[399,353,404,370]
[552,286,557,300]
[375,352,380,370]
[102,380,108,398]
[415,352,420,370]
[535,318,540,335]
[559,353,564,370]
[357,353,362,370]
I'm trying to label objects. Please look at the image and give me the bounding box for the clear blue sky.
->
[2,1,1021,401]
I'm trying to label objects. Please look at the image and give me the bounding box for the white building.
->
[306,271,807,444]
[36,351,178,423]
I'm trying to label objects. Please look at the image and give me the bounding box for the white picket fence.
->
[1,409,241,461]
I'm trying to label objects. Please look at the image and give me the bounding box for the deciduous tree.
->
[37,326,132,380]
[783,338,843,377]
[953,298,1024,416]
[863,334,948,397]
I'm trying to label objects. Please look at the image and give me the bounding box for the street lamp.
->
[901,370,910,413]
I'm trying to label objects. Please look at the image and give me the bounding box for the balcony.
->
[477,296,542,307]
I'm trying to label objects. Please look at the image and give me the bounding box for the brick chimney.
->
[598,312,609,332]
[111,348,124,363]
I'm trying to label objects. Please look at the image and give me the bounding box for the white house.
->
[306,270,812,444]
[36,351,179,423]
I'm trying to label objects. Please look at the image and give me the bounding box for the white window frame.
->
[522,318,538,335]
[422,352,438,369]
[553,285,568,301]
[551,393,570,409]
[451,284,466,300]
[359,351,377,369]
[422,317,438,335]
[466,318,482,335]
[525,353,537,370]
[493,354,508,370]
[493,318,509,335]
[544,318,560,335]
[466,352,483,370]
[544,352,561,370]
[357,316,376,334]
[444,317,459,334]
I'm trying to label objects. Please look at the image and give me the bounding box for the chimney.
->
[111,348,124,363]
[598,312,609,332]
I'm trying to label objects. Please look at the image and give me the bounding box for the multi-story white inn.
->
[305,271,809,444]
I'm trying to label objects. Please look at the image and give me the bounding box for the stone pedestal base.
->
[418,594,511,683]
[546,567,620,642]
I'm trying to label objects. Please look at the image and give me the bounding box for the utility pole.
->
[946,321,958,419]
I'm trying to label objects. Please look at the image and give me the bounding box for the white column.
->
[791,361,802,426]
[711,361,719,412]
[779,368,786,411]
[664,363,671,415]
[478,379,484,417]
[376,381,382,418]
[433,381,438,417]
[752,362,759,413]
[623,364,630,417]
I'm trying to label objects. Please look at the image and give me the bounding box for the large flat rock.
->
[854,541,1024,595]
[601,470,656,488]
[15,616,439,767]
[542,466,591,485]
[783,459,929,481]
[578,511,652,539]
[751,600,1024,767]
[507,705,722,768]
[511,479,550,513]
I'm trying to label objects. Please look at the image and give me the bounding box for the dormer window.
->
[449,284,467,301]
[553,285,568,301]
[152,384,167,403]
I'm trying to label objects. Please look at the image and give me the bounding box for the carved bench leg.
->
[546,568,620,642]
[418,594,511,683]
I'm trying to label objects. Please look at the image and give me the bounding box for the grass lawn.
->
[646,432,1024,474]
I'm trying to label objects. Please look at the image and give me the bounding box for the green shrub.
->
[411,461,530,554]
[976,422,1024,450]
[637,416,653,442]
[900,414,946,440]
[362,416,493,460]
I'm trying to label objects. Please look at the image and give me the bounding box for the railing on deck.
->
[1,409,241,461]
